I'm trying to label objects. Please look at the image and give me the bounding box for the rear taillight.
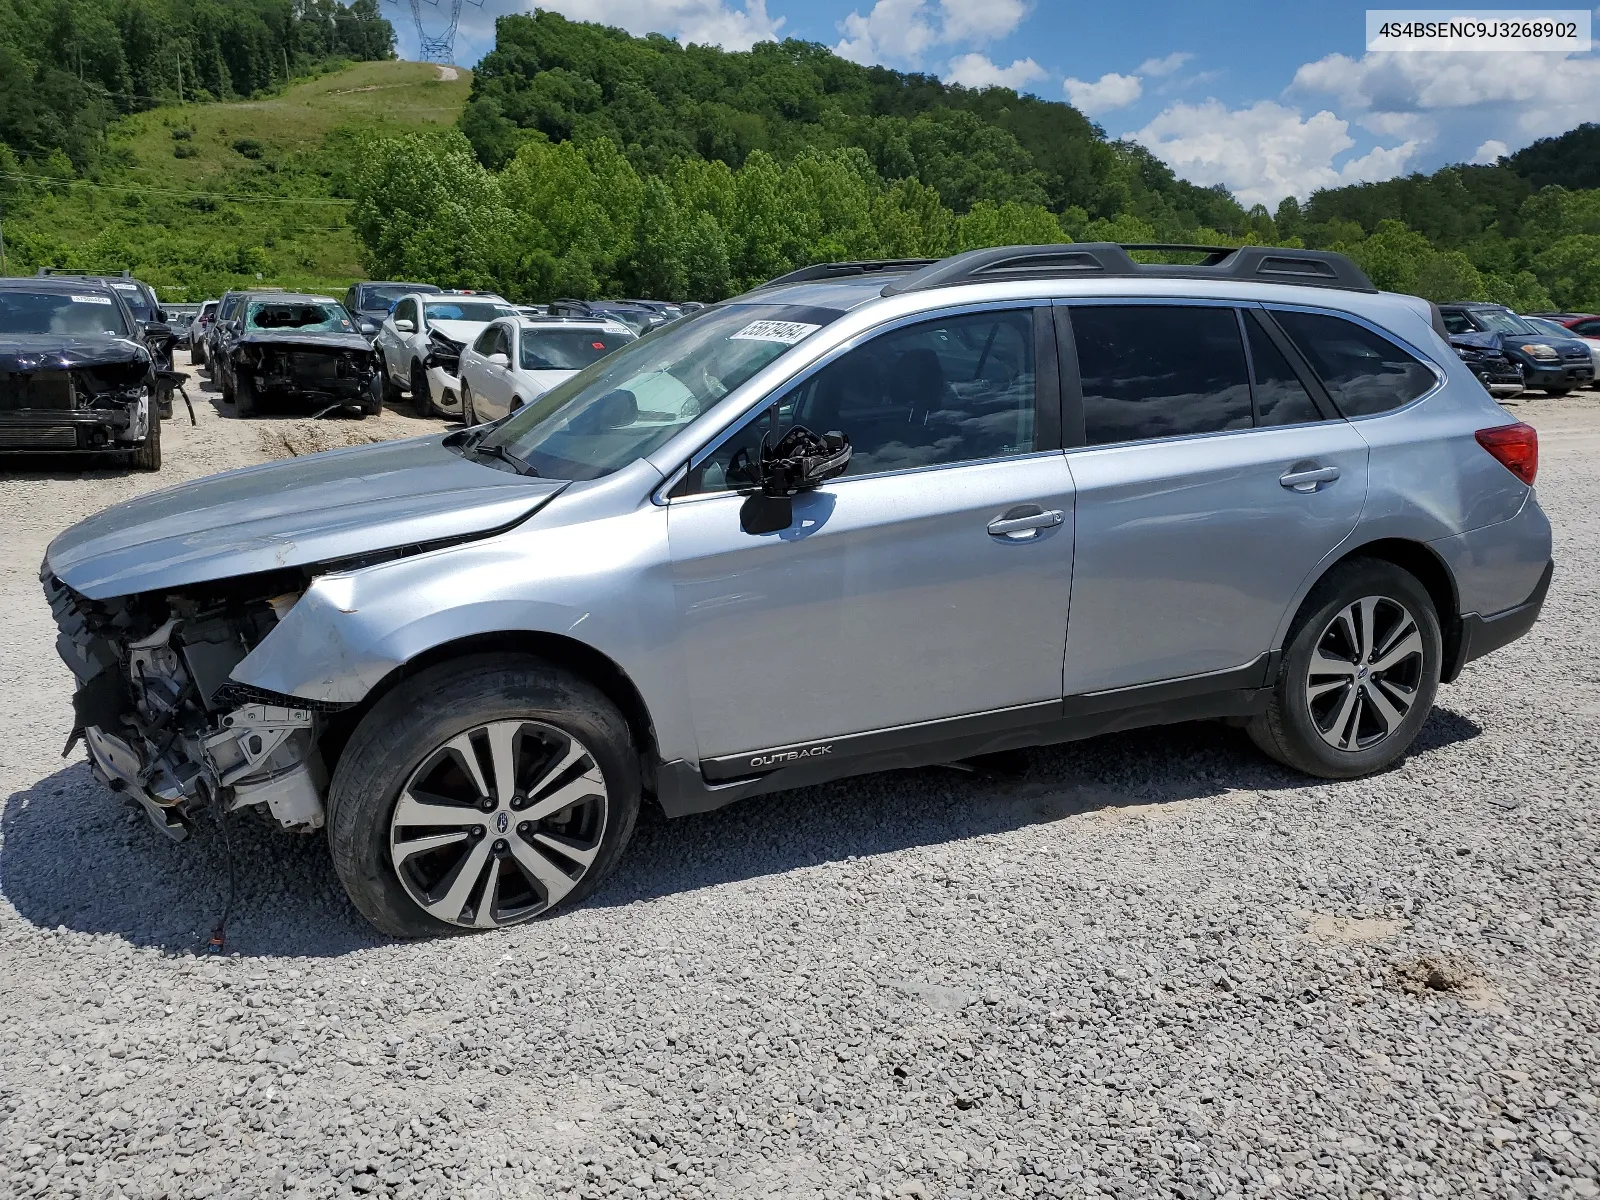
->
[1475,422,1538,486]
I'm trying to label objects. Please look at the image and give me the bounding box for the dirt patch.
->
[1393,954,1501,1008]
[1301,912,1405,942]
[256,421,396,459]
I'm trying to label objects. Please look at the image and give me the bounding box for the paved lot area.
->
[0,371,1596,1200]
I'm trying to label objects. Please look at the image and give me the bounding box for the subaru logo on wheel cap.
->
[495,812,509,834]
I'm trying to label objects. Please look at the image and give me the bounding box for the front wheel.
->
[1544,386,1572,397]
[126,411,162,471]
[233,373,255,417]
[327,655,641,937]
[1248,559,1441,779]
[410,361,433,416]
[461,381,478,425]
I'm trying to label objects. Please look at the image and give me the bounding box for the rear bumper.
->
[1449,559,1553,677]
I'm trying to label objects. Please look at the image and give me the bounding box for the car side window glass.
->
[677,308,1038,495]
[1245,311,1322,427]
[494,327,511,357]
[1440,311,1473,335]
[472,326,497,354]
[1271,309,1436,417]
[1573,319,1600,338]
[1072,305,1252,446]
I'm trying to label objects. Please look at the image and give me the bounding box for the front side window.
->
[0,289,130,337]
[245,301,352,333]
[1073,305,1252,445]
[680,307,1037,494]
[519,326,635,371]
[424,300,517,324]
[393,299,417,327]
[1271,309,1436,417]
[1440,310,1474,335]
[475,301,843,481]
[111,283,152,322]
[471,324,499,354]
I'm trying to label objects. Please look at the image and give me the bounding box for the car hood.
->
[233,329,375,353]
[1449,331,1502,353]
[429,319,493,344]
[46,435,567,600]
[0,334,150,372]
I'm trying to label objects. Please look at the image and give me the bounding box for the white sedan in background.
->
[374,292,518,417]
[458,316,636,423]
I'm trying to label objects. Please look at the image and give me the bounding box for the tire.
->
[460,382,477,425]
[327,654,641,938]
[127,410,161,472]
[378,352,403,406]
[157,381,174,420]
[362,373,383,418]
[191,339,206,366]
[1544,386,1572,397]
[410,361,433,416]
[1247,558,1442,780]
[233,373,255,417]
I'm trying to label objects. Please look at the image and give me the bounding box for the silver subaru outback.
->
[42,244,1553,937]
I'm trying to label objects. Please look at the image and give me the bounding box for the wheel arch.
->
[318,630,661,795]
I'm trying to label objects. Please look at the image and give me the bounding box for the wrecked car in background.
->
[0,278,163,470]
[221,294,383,417]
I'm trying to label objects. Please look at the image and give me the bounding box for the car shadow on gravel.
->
[1,761,380,959]
[595,708,1485,908]
[1,711,1481,951]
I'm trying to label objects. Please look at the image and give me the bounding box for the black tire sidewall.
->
[328,655,641,938]
[1274,561,1442,778]
[410,362,431,415]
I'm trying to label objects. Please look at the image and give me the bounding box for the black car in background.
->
[0,278,163,468]
[37,269,180,415]
[1448,331,1523,396]
[1438,302,1595,396]
[343,281,442,339]
[549,298,665,335]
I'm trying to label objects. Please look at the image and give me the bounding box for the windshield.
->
[246,300,354,333]
[478,302,842,481]
[520,326,636,371]
[359,284,431,311]
[0,290,130,337]
[426,301,516,324]
[1475,309,1538,336]
[1524,317,1570,339]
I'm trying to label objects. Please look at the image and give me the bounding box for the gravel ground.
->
[0,370,1597,1200]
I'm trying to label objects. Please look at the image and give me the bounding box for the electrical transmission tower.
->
[384,0,483,65]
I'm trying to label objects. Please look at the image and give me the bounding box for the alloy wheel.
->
[1304,595,1425,752]
[388,720,608,928]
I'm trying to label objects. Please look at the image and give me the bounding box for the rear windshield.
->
[426,301,516,323]
[519,327,636,370]
[0,290,130,337]
[246,301,353,333]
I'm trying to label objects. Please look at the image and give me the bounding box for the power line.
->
[0,171,353,206]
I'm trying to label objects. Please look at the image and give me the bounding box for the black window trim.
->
[1242,305,1340,421]
[1260,301,1445,420]
[667,299,1062,500]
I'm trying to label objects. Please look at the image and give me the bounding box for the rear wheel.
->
[410,361,433,416]
[126,410,161,472]
[1248,559,1441,779]
[327,655,641,937]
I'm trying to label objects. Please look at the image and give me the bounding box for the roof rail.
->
[36,267,133,279]
[754,259,940,291]
[878,243,1376,296]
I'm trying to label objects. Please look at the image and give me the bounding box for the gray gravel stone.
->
[2,370,1598,1198]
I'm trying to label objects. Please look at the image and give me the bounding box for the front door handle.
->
[1279,464,1341,492]
[987,506,1064,539]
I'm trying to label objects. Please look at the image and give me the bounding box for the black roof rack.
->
[37,267,134,279]
[877,243,1376,295]
[754,259,940,290]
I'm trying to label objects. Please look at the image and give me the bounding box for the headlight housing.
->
[1519,343,1559,361]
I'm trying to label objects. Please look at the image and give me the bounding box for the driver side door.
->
[665,304,1074,772]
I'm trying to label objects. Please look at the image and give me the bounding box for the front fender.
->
[228,501,697,762]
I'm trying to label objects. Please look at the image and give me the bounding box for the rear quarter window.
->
[1270,310,1437,417]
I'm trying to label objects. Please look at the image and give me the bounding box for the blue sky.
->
[408,1,1600,209]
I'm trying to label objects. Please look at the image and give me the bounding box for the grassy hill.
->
[3,61,472,301]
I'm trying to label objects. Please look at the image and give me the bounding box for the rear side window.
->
[1271,310,1436,417]
[1073,305,1252,445]
[1572,318,1600,338]
[1245,311,1322,427]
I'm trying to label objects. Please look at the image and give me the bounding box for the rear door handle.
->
[987,506,1064,539]
[1279,464,1341,492]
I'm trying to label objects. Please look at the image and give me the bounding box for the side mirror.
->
[144,322,173,340]
[156,309,168,323]
[733,425,851,534]
[487,352,509,368]
[360,321,377,335]
[394,319,415,333]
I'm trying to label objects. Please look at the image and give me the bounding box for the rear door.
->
[1059,302,1369,695]
[666,304,1074,766]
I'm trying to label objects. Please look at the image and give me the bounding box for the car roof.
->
[246,293,338,304]
[0,277,119,294]
[516,315,628,329]
[360,281,441,291]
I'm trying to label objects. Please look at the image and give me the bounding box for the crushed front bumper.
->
[0,399,149,452]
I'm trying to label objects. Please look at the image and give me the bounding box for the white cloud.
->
[1063,72,1142,115]
[1130,98,1418,208]
[1136,51,1192,77]
[525,0,784,51]
[1473,138,1510,165]
[945,53,1046,90]
[1293,50,1600,142]
[833,0,1027,67]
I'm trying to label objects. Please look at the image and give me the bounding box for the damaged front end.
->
[0,342,154,453]
[231,332,380,410]
[44,567,342,840]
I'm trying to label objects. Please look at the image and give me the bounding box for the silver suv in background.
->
[42,244,1553,937]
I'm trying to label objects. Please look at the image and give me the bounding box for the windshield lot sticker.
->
[730,320,821,344]
[72,295,114,304]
